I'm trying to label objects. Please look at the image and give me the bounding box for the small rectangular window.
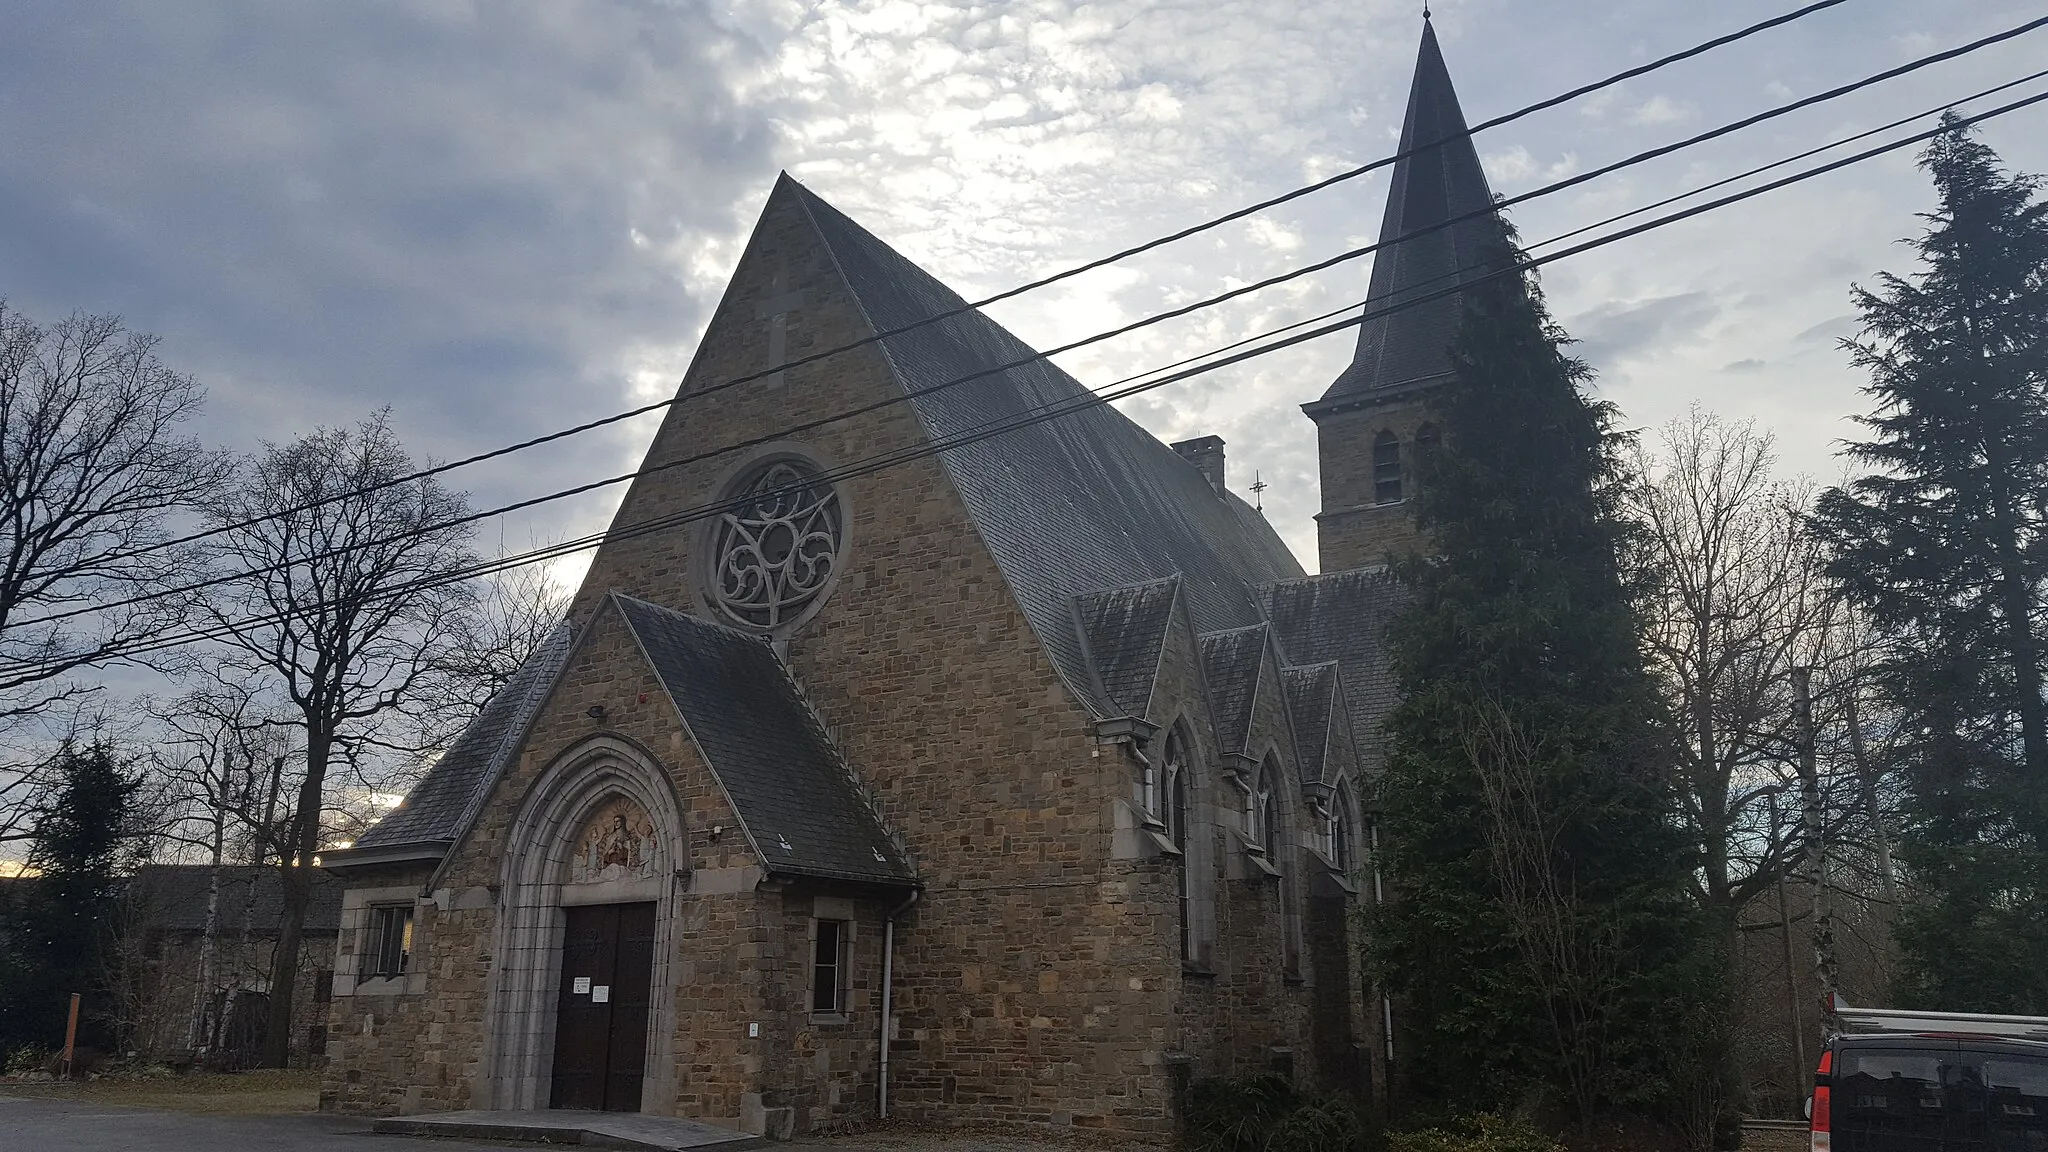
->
[367,905,413,978]
[306,1024,328,1057]
[311,967,334,1004]
[811,919,847,1014]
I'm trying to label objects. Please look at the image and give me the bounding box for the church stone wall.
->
[319,862,437,1115]
[325,181,1367,1140]
[546,188,1190,1137]
[1314,400,1438,572]
[1218,641,1323,1085]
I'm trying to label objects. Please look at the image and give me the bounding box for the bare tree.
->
[1462,696,1622,1140]
[0,303,233,841]
[385,558,569,767]
[1626,408,1843,925]
[146,671,298,1059]
[202,411,477,1067]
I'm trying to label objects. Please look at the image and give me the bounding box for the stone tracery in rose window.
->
[710,457,844,630]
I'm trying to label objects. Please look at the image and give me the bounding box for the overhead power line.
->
[78,0,1863,574]
[21,82,2047,676]
[19,18,2045,637]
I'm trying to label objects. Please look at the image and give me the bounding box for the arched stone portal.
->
[476,735,687,1114]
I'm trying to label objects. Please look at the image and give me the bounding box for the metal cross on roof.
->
[1248,471,1268,511]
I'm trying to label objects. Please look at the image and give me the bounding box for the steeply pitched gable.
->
[1199,623,1270,757]
[1281,661,1341,786]
[1256,569,1406,775]
[345,622,578,860]
[614,595,915,887]
[1312,20,1500,411]
[785,179,1306,718]
[1072,576,1181,719]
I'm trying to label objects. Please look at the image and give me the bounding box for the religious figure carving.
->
[567,797,659,884]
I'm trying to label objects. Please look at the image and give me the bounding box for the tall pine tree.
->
[1814,116,2048,1013]
[1371,229,1706,1129]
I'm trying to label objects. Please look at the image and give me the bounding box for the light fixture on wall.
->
[586,705,606,720]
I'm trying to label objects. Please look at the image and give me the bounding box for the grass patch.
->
[0,1068,319,1114]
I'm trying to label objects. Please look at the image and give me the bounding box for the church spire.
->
[1310,19,1498,410]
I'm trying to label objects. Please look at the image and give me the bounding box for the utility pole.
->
[1792,667,1838,1040]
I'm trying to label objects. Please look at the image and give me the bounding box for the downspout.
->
[879,888,921,1119]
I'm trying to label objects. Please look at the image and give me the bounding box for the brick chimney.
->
[1171,435,1226,496]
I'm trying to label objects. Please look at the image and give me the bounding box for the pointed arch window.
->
[1372,431,1402,505]
[1329,781,1358,875]
[1163,732,1192,962]
[1246,762,1273,848]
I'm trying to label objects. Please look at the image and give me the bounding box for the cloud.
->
[1628,95,1694,126]
[2,0,2046,600]
[0,0,788,549]
[1571,292,1720,368]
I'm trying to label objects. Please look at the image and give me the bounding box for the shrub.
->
[1268,1093,1370,1152]
[1387,1113,1565,1152]
[6,1043,50,1076]
[1182,1075,1370,1152]
[1184,1074,1298,1152]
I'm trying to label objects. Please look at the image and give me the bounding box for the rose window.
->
[709,458,844,629]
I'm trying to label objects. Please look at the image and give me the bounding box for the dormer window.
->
[1373,431,1402,505]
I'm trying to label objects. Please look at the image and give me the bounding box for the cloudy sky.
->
[3,0,2045,582]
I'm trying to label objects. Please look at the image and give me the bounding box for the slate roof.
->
[1256,570,1408,776]
[1071,576,1181,718]
[614,595,915,887]
[788,179,1307,717]
[1198,624,1270,756]
[128,865,344,935]
[1313,20,1501,411]
[349,622,578,853]
[1281,662,1341,786]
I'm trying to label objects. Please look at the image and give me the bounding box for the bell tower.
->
[1306,17,1500,573]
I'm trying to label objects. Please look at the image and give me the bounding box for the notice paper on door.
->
[574,977,591,995]
[593,986,610,1003]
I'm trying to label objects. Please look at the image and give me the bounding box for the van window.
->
[1835,1047,1949,1145]
[1982,1055,2048,1138]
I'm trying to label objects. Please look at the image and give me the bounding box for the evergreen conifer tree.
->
[1372,230,1706,1127]
[0,741,142,1053]
[1814,116,2048,1013]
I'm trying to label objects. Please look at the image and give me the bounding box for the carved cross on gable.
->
[756,272,806,389]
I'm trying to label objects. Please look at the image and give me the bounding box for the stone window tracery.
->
[709,455,845,630]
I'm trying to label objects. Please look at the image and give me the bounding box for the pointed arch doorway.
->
[479,736,687,1115]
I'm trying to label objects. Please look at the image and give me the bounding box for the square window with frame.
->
[811,918,849,1015]
[366,904,414,979]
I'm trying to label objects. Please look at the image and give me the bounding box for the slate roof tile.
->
[1198,624,1269,756]
[1256,570,1408,776]
[351,622,578,851]
[127,864,344,935]
[613,595,915,887]
[788,180,1306,715]
[1071,576,1180,719]
[1281,662,1340,786]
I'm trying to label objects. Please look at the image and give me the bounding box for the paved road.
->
[0,1094,535,1152]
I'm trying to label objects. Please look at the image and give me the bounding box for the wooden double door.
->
[550,902,655,1111]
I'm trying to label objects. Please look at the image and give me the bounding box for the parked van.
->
[1808,1001,2048,1151]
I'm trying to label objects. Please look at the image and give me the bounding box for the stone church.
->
[320,20,1497,1140]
